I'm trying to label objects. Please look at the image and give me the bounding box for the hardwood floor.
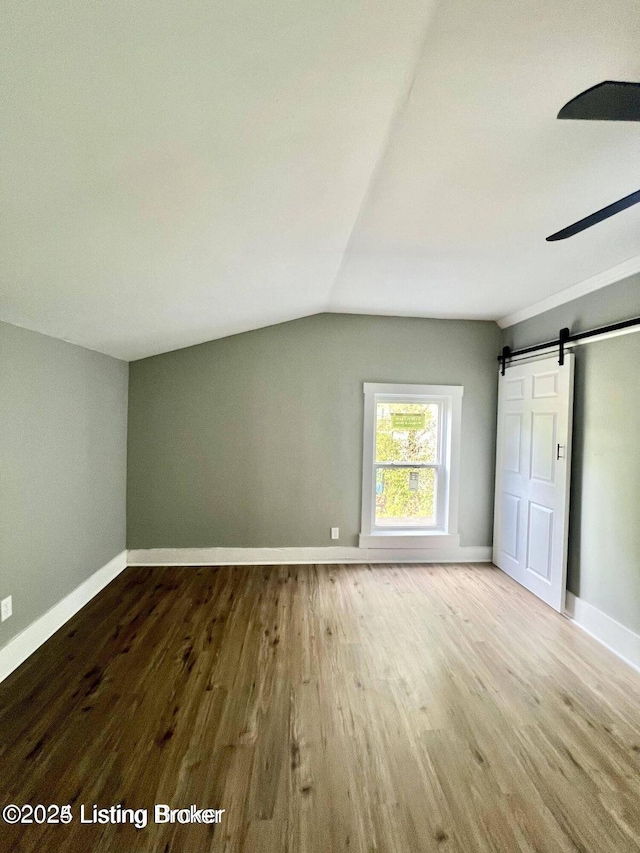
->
[0,563,639,853]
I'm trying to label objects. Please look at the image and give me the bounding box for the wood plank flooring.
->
[0,563,639,853]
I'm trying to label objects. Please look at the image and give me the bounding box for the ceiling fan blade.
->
[546,188,640,241]
[558,81,640,121]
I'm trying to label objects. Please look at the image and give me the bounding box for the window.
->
[360,383,463,548]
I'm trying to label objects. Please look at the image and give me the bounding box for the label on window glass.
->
[391,413,425,430]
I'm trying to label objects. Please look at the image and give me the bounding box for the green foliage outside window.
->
[375,403,438,524]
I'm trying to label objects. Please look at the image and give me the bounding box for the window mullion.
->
[374,462,439,469]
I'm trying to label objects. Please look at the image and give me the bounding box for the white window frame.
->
[359,383,463,549]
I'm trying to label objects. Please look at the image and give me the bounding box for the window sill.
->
[358,532,460,549]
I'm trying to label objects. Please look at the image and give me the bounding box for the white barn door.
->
[493,354,575,612]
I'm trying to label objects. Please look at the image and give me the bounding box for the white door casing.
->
[493,355,575,612]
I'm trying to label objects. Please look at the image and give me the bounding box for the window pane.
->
[375,467,437,527]
[375,402,439,463]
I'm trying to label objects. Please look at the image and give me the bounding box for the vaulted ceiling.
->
[2,0,640,360]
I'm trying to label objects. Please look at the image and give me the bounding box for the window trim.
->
[359,383,463,549]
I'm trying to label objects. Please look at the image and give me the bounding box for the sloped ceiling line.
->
[325,2,443,309]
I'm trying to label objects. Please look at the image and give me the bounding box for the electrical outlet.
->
[331,527,339,540]
[1,596,12,622]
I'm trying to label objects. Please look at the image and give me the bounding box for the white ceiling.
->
[2,0,640,360]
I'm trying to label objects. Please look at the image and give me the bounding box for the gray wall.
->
[502,274,640,634]
[127,313,501,549]
[0,321,129,650]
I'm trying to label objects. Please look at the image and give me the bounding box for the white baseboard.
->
[565,591,640,674]
[127,545,492,566]
[0,550,127,685]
